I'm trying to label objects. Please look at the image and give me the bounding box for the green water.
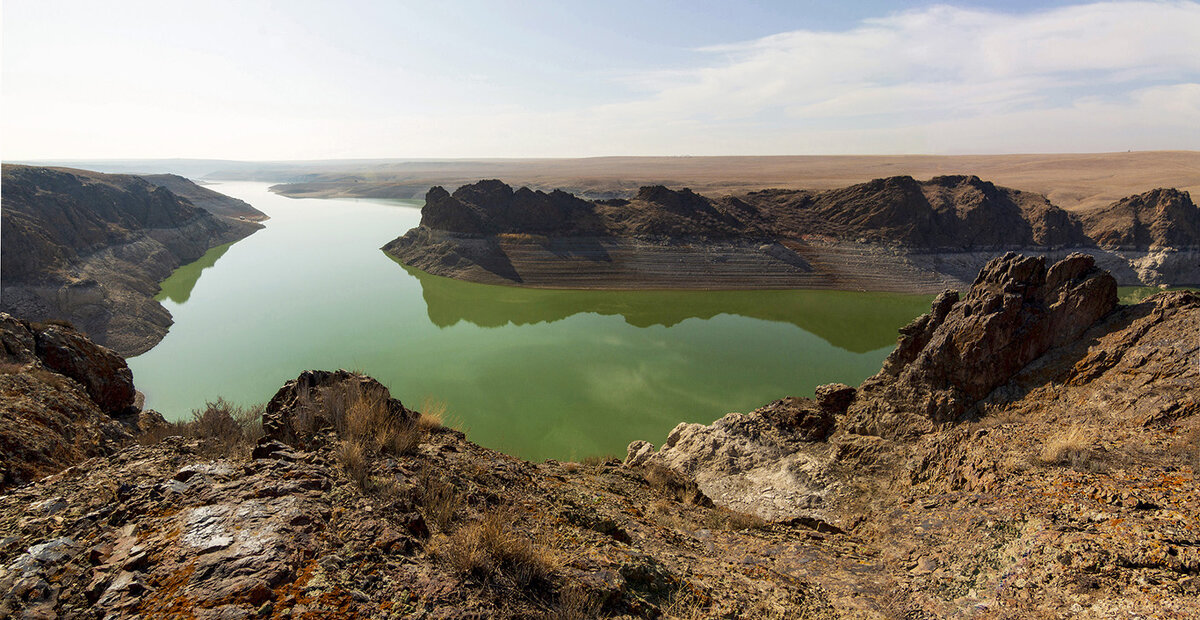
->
[128,182,935,461]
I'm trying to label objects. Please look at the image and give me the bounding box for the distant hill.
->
[0,165,262,355]
[141,174,267,221]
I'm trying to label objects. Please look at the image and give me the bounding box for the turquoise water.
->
[128,182,934,461]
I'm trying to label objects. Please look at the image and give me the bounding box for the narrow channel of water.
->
[128,182,938,461]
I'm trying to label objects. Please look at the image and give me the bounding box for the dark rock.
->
[815,383,856,415]
[33,324,136,415]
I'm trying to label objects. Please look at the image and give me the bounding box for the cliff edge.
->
[0,165,263,355]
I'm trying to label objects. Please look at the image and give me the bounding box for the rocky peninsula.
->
[384,177,1200,292]
[1,254,1196,617]
[0,165,263,356]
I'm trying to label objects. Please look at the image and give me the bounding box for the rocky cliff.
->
[0,165,263,356]
[0,256,1196,617]
[385,178,1200,291]
[0,313,158,492]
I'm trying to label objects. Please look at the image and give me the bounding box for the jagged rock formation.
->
[1082,187,1200,250]
[141,174,268,221]
[385,178,1200,291]
[844,252,1118,436]
[0,313,150,491]
[0,165,263,355]
[627,254,1198,615]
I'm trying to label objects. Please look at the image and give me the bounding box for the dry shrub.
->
[650,500,690,531]
[1040,426,1093,468]
[325,383,438,458]
[30,368,74,391]
[417,464,463,532]
[141,398,264,458]
[0,362,26,375]
[440,511,556,589]
[549,583,603,620]
[640,464,711,506]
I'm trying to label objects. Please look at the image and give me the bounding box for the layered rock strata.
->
[385,177,1200,291]
[1,165,263,355]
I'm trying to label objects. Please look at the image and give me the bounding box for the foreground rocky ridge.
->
[384,178,1200,292]
[2,255,1197,618]
[0,165,263,356]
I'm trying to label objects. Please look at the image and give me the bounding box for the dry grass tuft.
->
[582,454,618,468]
[640,463,711,506]
[438,510,557,589]
[661,584,710,620]
[417,396,448,432]
[417,464,463,532]
[1039,426,1093,468]
[0,362,26,375]
[337,440,369,488]
[549,583,603,620]
[29,368,75,391]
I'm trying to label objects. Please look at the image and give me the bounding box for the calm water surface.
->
[129,182,936,461]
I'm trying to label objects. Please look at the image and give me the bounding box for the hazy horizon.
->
[3,1,1198,160]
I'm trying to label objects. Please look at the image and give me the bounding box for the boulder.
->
[34,324,136,416]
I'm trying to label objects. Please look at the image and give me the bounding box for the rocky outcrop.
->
[844,252,1118,436]
[0,165,263,355]
[750,174,1088,249]
[261,369,417,446]
[624,255,1198,615]
[141,174,268,221]
[1082,187,1200,250]
[0,313,142,491]
[386,178,1199,291]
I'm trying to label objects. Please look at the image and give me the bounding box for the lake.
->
[128,182,936,461]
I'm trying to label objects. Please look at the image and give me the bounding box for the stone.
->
[815,383,856,414]
[34,323,137,415]
[625,440,655,467]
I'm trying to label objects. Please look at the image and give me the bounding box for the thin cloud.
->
[565,1,1199,154]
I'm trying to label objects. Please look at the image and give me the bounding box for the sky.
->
[2,0,1197,159]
